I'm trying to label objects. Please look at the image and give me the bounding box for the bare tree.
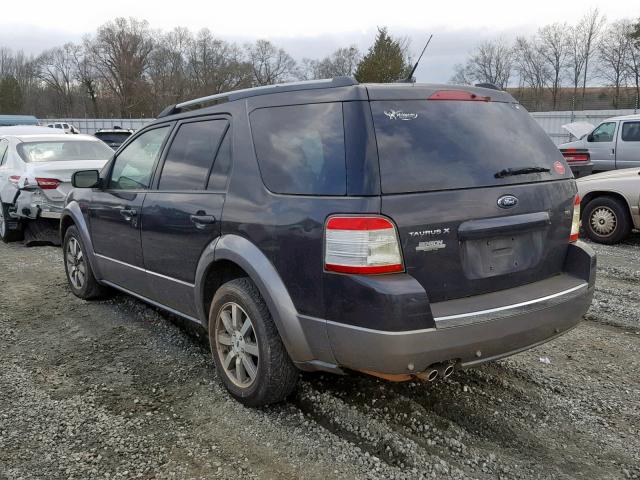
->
[627,22,640,107]
[301,46,360,80]
[598,20,632,108]
[450,39,513,89]
[89,17,155,116]
[538,23,570,109]
[578,9,607,105]
[71,40,100,116]
[186,29,252,97]
[513,36,551,109]
[35,43,77,116]
[246,40,296,86]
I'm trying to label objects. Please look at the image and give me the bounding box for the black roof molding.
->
[157,77,358,118]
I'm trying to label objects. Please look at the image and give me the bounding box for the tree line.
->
[452,10,640,110]
[0,21,411,118]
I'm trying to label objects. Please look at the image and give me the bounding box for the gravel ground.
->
[1,237,639,480]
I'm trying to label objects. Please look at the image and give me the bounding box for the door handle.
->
[119,208,137,221]
[190,214,216,228]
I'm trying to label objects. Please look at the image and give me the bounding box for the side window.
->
[109,126,169,190]
[621,122,640,142]
[207,130,232,191]
[250,103,346,195]
[590,122,616,143]
[159,120,227,190]
[0,140,8,166]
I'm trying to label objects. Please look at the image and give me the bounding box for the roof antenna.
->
[401,34,433,83]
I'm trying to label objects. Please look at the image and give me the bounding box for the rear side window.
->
[159,119,228,190]
[250,103,346,195]
[371,100,569,193]
[621,122,640,142]
[207,131,231,191]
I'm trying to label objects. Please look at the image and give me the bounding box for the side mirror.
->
[72,170,101,188]
[587,133,594,142]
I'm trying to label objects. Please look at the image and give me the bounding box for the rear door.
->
[615,120,640,169]
[370,93,575,303]
[586,121,617,171]
[140,117,231,317]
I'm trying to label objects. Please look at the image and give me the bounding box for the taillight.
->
[570,195,580,242]
[9,175,20,185]
[35,178,61,189]
[325,216,404,274]
[428,90,491,102]
[561,149,590,163]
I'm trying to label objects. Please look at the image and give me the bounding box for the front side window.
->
[109,126,169,190]
[17,140,113,162]
[621,122,640,142]
[590,122,616,143]
[159,120,227,190]
[250,103,346,195]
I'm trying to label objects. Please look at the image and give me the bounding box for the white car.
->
[46,122,80,134]
[0,133,113,242]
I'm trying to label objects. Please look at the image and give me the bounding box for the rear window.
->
[371,100,569,193]
[250,103,346,195]
[95,132,132,144]
[17,140,114,162]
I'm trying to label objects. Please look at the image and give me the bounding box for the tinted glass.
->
[159,120,227,190]
[17,140,113,162]
[207,130,232,191]
[250,103,346,195]
[590,122,616,142]
[109,126,169,190]
[371,100,569,194]
[621,122,640,142]
[95,132,132,144]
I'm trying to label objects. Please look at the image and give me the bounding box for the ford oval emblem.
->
[497,195,518,209]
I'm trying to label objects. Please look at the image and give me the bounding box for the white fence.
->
[44,118,153,134]
[48,109,639,146]
[531,109,638,145]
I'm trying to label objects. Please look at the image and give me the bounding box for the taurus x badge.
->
[497,195,518,209]
[384,110,418,121]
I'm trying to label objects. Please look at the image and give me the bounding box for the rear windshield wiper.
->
[494,166,551,178]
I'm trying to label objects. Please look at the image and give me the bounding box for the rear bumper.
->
[13,190,64,220]
[305,241,596,375]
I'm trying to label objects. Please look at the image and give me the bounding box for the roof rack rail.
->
[158,77,358,118]
[474,83,502,91]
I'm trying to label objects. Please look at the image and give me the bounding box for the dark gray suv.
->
[61,78,596,406]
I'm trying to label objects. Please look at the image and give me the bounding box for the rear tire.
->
[208,278,298,407]
[582,196,631,245]
[0,203,23,243]
[63,225,108,299]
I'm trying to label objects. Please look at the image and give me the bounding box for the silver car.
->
[577,168,640,244]
[561,114,640,173]
[0,133,113,243]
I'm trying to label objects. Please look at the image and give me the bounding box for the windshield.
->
[371,100,570,193]
[17,140,114,162]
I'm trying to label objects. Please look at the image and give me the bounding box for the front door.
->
[90,125,172,294]
[616,120,640,169]
[141,118,232,318]
[587,121,617,171]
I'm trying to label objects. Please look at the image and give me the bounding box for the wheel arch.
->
[60,202,102,279]
[580,190,633,223]
[194,234,315,364]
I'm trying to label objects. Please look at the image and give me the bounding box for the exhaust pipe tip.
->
[426,369,438,382]
[443,364,455,379]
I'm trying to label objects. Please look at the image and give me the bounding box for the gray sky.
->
[1,0,637,82]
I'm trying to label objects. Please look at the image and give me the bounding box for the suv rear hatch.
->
[368,86,576,302]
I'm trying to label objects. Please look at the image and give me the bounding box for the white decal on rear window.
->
[384,110,418,121]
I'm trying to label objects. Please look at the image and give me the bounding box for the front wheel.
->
[63,226,108,299]
[582,196,631,245]
[208,278,298,406]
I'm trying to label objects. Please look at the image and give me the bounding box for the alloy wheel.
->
[215,302,259,388]
[66,237,86,289]
[590,206,617,237]
[0,207,5,238]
